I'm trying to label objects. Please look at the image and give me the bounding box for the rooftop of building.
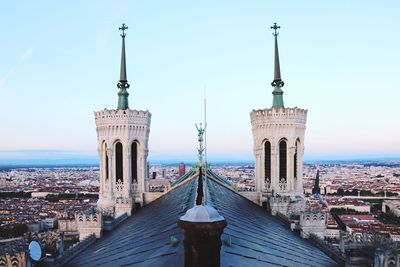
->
[0,237,26,258]
[67,171,337,267]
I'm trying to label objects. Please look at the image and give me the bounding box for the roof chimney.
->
[178,205,227,267]
[178,170,226,267]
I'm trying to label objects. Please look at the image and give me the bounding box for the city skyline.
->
[1,1,400,164]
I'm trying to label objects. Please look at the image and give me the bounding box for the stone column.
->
[271,145,278,192]
[287,145,295,194]
[107,148,113,196]
[123,145,130,196]
[98,147,103,195]
[297,146,305,195]
[254,147,262,192]
[139,152,145,192]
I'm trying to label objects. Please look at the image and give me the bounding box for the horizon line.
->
[1,156,400,168]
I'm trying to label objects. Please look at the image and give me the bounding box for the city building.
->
[178,162,186,177]
[0,238,26,267]
[326,198,371,213]
[382,200,400,216]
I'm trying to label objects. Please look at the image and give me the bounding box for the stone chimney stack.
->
[178,205,227,267]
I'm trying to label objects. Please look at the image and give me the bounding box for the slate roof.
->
[67,178,195,267]
[170,170,196,187]
[0,237,26,258]
[207,178,337,267]
[67,174,338,267]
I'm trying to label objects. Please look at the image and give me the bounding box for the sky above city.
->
[0,1,400,164]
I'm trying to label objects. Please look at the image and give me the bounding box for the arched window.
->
[294,139,299,179]
[386,257,396,267]
[115,142,123,183]
[131,141,138,182]
[279,139,287,181]
[264,140,271,181]
[104,142,109,181]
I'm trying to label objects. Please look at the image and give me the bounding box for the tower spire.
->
[270,22,285,109]
[117,23,130,110]
[312,170,321,195]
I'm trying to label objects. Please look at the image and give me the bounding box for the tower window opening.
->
[131,141,138,183]
[279,140,287,181]
[104,143,109,181]
[264,141,271,182]
[105,154,109,181]
[115,142,123,183]
[294,141,298,179]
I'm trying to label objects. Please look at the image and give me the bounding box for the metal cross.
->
[271,22,280,37]
[119,23,128,37]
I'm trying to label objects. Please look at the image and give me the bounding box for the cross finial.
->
[119,23,128,37]
[271,22,280,37]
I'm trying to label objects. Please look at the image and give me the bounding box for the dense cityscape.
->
[1,1,399,266]
[1,160,400,260]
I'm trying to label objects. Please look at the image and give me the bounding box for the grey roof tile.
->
[67,175,338,267]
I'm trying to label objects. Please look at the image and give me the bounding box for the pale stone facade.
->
[76,210,103,241]
[248,24,308,216]
[95,109,151,216]
[250,107,307,213]
[299,210,328,239]
[0,238,26,267]
[382,200,400,216]
[77,25,153,240]
[58,218,77,232]
[250,107,307,195]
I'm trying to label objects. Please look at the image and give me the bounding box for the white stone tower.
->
[95,24,151,216]
[250,23,307,215]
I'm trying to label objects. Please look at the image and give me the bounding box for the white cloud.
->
[19,47,34,62]
[0,47,34,89]
[0,68,16,88]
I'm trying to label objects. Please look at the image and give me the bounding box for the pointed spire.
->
[117,23,130,110]
[270,23,285,109]
[312,170,321,195]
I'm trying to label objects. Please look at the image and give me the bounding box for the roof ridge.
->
[206,175,266,209]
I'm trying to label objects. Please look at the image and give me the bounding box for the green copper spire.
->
[117,23,130,110]
[270,23,285,109]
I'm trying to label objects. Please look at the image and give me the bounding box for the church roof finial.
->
[117,23,130,110]
[270,22,285,109]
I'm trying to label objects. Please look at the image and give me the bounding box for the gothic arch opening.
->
[131,141,138,183]
[294,138,300,179]
[385,257,396,267]
[115,141,123,183]
[103,141,109,181]
[264,140,271,184]
[11,257,19,267]
[279,139,287,181]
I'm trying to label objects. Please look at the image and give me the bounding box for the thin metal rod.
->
[204,86,208,205]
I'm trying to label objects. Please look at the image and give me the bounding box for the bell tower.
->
[95,24,151,216]
[250,23,307,215]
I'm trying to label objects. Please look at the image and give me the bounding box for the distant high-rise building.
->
[178,162,186,177]
[161,169,166,178]
[95,24,151,216]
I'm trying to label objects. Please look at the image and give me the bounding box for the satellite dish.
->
[29,241,42,261]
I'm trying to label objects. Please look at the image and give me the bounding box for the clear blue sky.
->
[0,1,399,163]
